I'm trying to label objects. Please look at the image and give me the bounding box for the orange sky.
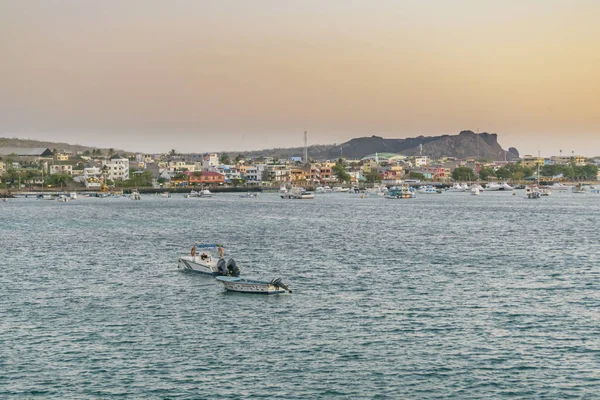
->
[1,0,599,155]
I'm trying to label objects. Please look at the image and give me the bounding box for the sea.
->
[1,191,599,399]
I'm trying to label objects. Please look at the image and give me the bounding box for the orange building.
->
[186,171,225,185]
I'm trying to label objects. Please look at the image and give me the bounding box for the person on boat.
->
[190,246,196,259]
[200,253,208,260]
[218,245,225,259]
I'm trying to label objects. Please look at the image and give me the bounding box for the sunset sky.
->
[1,0,599,156]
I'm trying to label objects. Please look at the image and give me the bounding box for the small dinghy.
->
[215,276,292,294]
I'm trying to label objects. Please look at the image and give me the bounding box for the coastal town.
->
[0,142,599,194]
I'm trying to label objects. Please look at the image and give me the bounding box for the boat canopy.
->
[195,243,224,249]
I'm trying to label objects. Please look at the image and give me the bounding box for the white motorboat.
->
[130,190,142,200]
[484,182,501,191]
[549,182,569,191]
[69,192,78,200]
[448,183,467,192]
[279,185,288,194]
[366,185,388,196]
[572,183,586,194]
[199,189,213,197]
[160,192,171,198]
[281,190,315,199]
[215,276,292,294]
[347,185,361,194]
[177,244,240,276]
[57,194,69,202]
[239,192,259,198]
[500,182,514,190]
[315,186,325,194]
[471,187,481,196]
[418,185,442,194]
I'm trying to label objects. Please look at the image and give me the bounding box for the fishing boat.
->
[525,186,542,199]
[178,244,240,276]
[385,184,415,199]
[215,276,292,294]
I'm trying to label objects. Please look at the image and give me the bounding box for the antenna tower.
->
[303,131,308,164]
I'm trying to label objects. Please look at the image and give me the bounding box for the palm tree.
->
[169,149,177,156]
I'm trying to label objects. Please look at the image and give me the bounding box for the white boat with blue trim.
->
[178,244,240,276]
[215,276,292,294]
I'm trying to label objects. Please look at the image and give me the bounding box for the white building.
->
[50,165,73,175]
[414,156,429,167]
[203,153,219,170]
[103,158,130,180]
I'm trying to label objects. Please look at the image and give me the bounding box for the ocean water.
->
[1,191,599,399]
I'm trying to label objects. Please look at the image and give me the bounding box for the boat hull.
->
[216,277,291,294]
[178,257,218,275]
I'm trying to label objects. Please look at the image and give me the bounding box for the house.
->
[56,153,69,161]
[50,165,73,175]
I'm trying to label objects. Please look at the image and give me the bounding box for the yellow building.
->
[56,153,69,161]
[520,155,544,168]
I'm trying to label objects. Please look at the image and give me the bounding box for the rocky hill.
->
[0,137,127,155]
[237,130,519,161]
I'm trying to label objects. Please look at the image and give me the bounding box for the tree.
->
[219,153,230,164]
[234,154,244,163]
[332,163,350,183]
[495,167,511,180]
[46,173,74,187]
[364,170,381,184]
[478,167,496,180]
[409,172,425,180]
[169,149,177,156]
[452,166,474,181]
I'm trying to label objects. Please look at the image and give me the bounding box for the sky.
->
[1,0,599,156]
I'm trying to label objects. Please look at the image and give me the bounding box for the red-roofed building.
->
[185,171,225,185]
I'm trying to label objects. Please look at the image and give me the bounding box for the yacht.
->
[500,182,514,190]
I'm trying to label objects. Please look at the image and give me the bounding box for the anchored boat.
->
[178,244,240,277]
[215,276,292,294]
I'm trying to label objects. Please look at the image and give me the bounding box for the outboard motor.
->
[270,277,291,292]
[226,259,240,277]
[217,259,228,276]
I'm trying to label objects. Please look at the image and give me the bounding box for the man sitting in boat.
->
[200,253,208,261]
